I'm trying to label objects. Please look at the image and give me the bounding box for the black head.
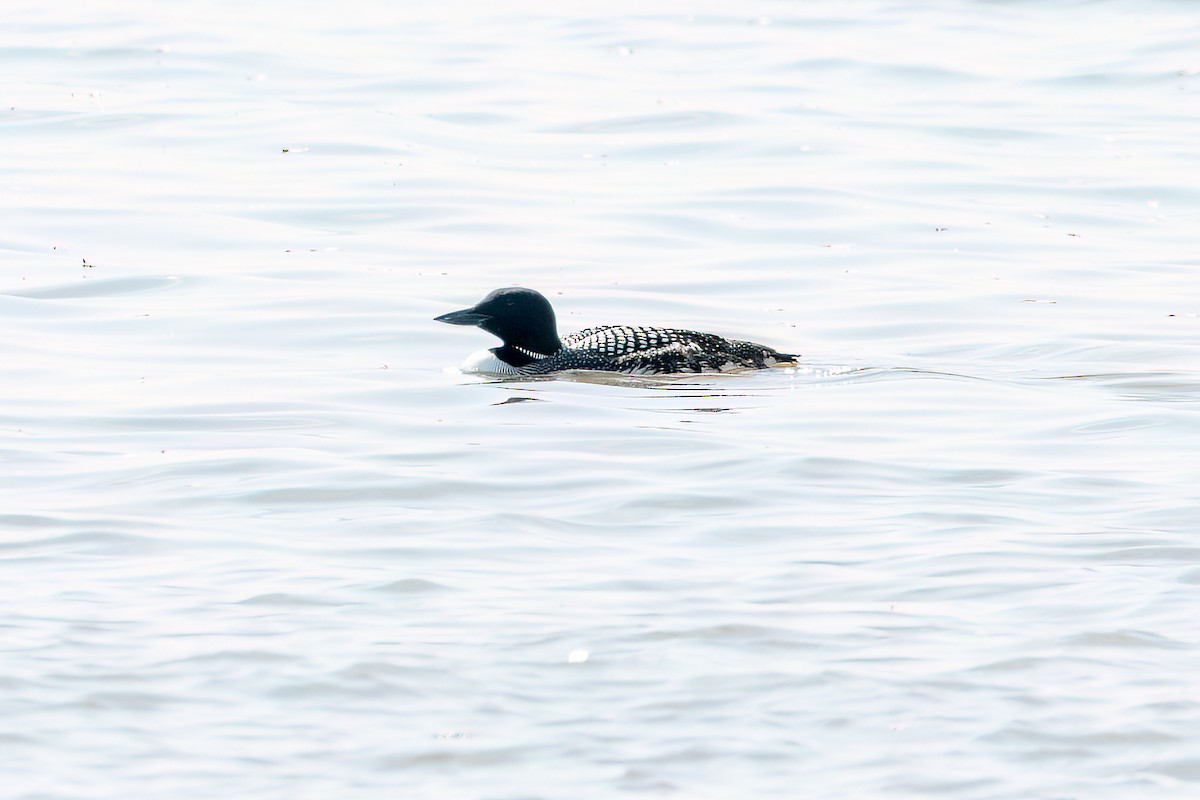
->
[434,286,562,357]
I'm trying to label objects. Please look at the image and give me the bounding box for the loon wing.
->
[563,325,718,354]
[614,340,724,373]
[562,326,765,373]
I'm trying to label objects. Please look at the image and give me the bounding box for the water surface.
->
[3,1,1198,798]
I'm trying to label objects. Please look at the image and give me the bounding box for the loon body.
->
[435,287,797,376]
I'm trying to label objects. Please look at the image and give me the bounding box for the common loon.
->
[435,287,798,375]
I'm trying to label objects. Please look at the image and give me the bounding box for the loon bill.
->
[435,286,798,376]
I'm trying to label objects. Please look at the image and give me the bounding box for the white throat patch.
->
[459,349,524,375]
[513,344,549,360]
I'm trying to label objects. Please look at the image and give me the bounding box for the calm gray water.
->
[3,1,1199,797]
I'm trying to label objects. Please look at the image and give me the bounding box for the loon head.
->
[435,286,563,359]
